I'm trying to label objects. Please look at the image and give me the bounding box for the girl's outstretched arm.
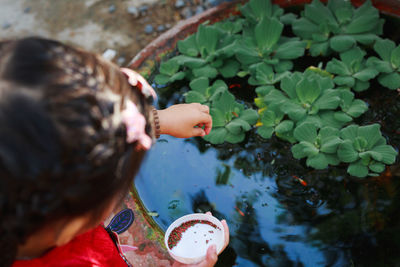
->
[158,103,212,138]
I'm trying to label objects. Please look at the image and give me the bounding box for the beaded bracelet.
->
[152,108,161,139]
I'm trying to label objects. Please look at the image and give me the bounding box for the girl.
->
[0,37,229,267]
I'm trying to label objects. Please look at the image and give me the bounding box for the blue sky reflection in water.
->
[135,79,400,266]
[136,135,350,266]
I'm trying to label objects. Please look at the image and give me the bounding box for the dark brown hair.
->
[0,37,153,266]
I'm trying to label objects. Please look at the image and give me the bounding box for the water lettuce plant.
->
[366,39,400,89]
[204,90,258,144]
[235,17,306,74]
[291,123,342,169]
[185,78,227,106]
[292,0,383,56]
[153,0,398,178]
[326,47,378,92]
[338,124,398,177]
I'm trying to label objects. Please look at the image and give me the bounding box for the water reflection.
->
[136,76,400,267]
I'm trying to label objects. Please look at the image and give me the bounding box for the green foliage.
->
[326,47,378,92]
[204,90,258,144]
[235,17,306,75]
[185,78,227,105]
[366,39,400,89]
[152,0,398,177]
[292,0,384,56]
[291,123,342,169]
[337,124,398,177]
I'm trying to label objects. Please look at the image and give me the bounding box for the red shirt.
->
[12,225,129,267]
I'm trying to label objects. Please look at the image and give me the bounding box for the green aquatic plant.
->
[152,0,398,177]
[326,47,378,92]
[259,71,340,122]
[291,123,342,169]
[185,77,227,106]
[337,124,398,177]
[204,90,258,144]
[366,38,400,90]
[292,0,384,56]
[235,17,306,74]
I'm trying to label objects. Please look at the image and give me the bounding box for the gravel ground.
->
[0,0,225,65]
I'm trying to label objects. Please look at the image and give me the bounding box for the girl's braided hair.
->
[0,37,154,266]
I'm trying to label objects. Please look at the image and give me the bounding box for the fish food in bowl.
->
[164,213,225,264]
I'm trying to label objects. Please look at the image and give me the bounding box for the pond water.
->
[135,13,400,267]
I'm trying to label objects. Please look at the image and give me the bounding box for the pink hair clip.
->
[120,68,157,100]
[121,100,152,150]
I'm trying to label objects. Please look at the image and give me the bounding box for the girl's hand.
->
[172,212,230,267]
[158,103,212,138]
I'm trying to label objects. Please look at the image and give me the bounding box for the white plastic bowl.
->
[164,213,225,264]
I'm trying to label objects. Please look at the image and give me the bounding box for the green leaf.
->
[281,73,302,99]
[240,0,273,22]
[226,119,251,135]
[225,131,245,144]
[334,6,353,24]
[210,108,226,127]
[203,127,227,144]
[371,145,398,164]
[314,90,340,110]
[177,35,199,57]
[294,123,317,143]
[340,46,365,66]
[280,13,297,25]
[219,60,240,78]
[257,126,274,139]
[334,111,353,122]
[369,162,385,173]
[178,56,207,68]
[274,60,293,73]
[189,77,209,92]
[185,91,207,104]
[346,99,368,118]
[284,102,306,121]
[305,0,336,25]
[274,40,306,59]
[378,72,400,90]
[154,74,171,85]
[353,80,370,92]
[391,45,400,69]
[330,35,356,52]
[340,124,358,142]
[193,65,218,78]
[255,17,283,51]
[326,58,351,76]
[306,153,328,169]
[374,39,396,61]
[353,68,379,81]
[320,136,342,154]
[347,161,369,177]
[309,41,331,57]
[275,120,294,133]
[196,25,220,58]
[338,139,358,162]
[346,0,380,34]
[366,57,393,73]
[358,124,382,149]
[239,109,259,125]
[292,17,320,39]
[296,77,321,105]
[292,141,319,159]
[333,76,355,87]
[159,59,180,76]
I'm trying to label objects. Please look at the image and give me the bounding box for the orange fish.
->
[292,175,307,186]
[235,206,245,216]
